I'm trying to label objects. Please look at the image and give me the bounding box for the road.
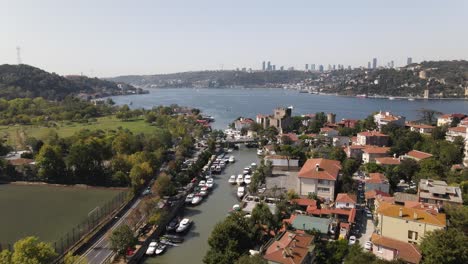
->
[80,197,142,264]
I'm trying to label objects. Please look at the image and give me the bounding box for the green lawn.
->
[0,184,125,244]
[0,116,157,143]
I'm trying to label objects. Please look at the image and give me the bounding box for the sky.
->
[1,0,467,77]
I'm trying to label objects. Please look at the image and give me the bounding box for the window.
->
[318,187,330,193]
[318,180,328,185]
[377,245,382,253]
[408,231,418,240]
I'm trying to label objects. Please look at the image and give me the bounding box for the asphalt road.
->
[80,198,142,264]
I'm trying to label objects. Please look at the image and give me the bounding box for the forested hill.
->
[0,64,136,100]
[107,70,312,88]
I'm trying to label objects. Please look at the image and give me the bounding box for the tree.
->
[152,172,175,197]
[64,252,88,264]
[0,250,12,264]
[109,224,136,255]
[235,254,267,264]
[342,158,360,177]
[418,109,442,125]
[344,244,378,264]
[11,236,57,264]
[36,144,66,183]
[443,205,468,234]
[431,126,446,140]
[420,229,468,264]
[251,202,276,236]
[330,147,346,163]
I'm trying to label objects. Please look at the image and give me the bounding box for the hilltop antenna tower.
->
[16,46,22,64]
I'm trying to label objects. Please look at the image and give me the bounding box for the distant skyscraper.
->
[333,64,336,70]
[280,66,284,71]
[319,65,324,72]
[262,61,266,71]
[347,65,351,70]
[390,61,394,68]
[305,64,309,70]
[267,61,271,71]
[311,64,316,71]
[407,57,412,65]
[368,62,371,69]
[372,58,377,69]
[328,64,332,71]
[272,65,276,71]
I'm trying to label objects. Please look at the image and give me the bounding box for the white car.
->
[364,241,373,251]
[348,236,357,245]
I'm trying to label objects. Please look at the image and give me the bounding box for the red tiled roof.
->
[371,234,422,264]
[375,157,401,165]
[298,158,341,181]
[358,131,388,137]
[335,193,357,204]
[8,158,34,166]
[365,190,391,200]
[291,198,317,207]
[263,231,314,264]
[363,146,390,154]
[320,127,336,132]
[448,126,467,133]
[281,133,299,142]
[406,122,435,129]
[366,173,388,184]
[406,150,433,160]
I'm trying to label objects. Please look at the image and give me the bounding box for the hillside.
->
[0,64,137,100]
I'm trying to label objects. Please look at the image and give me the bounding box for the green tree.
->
[251,202,276,236]
[420,229,468,264]
[235,254,267,264]
[344,244,378,264]
[11,236,57,264]
[35,144,66,183]
[109,224,136,255]
[0,250,12,264]
[342,158,360,177]
[64,252,88,264]
[330,146,346,163]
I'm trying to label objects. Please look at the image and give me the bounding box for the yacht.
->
[155,244,167,255]
[237,186,245,199]
[145,241,158,255]
[228,175,236,184]
[389,97,395,100]
[236,174,244,185]
[244,175,251,185]
[176,218,192,233]
[228,156,235,163]
[191,195,203,205]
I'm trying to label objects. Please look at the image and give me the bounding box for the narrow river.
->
[144,146,259,264]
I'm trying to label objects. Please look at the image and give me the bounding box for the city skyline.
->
[1,0,467,77]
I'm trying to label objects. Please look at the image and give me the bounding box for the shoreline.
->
[2,181,129,191]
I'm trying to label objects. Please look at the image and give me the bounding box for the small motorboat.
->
[257,149,264,155]
[229,175,236,184]
[185,193,194,204]
[191,195,203,205]
[206,178,214,188]
[163,235,184,244]
[244,175,251,185]
[237,187,245,199]
[236,174,244,185]
[155,243,167,255]
[232,204,241,211]
[215,166,222,173]
[176,218,192,233]
[198,180,206,187]
[251,162,257,168]
[166,218,179,232]
[227,148,233,153]
[229,156,235,163]
[145,241,158,255]
[242,169,250,175]
[199,189,208,197]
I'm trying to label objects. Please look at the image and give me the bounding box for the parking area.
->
[265,170,298,191]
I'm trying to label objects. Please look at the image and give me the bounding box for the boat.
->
[166,218,179,232]
[162,235,184,244]
[257,149,264,155]
[185,193,194,204]
[198,180,206,187]
[206,178,214,188]
[232,204,241,211]
[199,189,208,197]
[228,175,236,184]
[155,244,167,255]
[389,97,395,100]
[236,174,244,185]
[237,187,245,199]
[227,148,233,153]
[145,241,158,255]
[229,156,235,163]
[250,162,257,168]
[215,166,222,173]
[356,94,367,98]
[176,218,192,233]
[191,195,203,205]
[408,98,415,101]
[244,175,251,185]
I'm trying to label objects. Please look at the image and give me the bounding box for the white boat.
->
[206,178,214,188]
[215,166,222,173]
[250,162,257,168]
[198,180,206,187]
[237,187,245,198]
[155,244,167,255]
[146,241,158,255]
[185,193,194,204]
[257,149,264,155]
[232,204,241,211]
[244,175,251,185]
[176,218,192,233]
[229,156,235,163]
[229,175,236,184]
[389,97,395,100]
[191,195,203,205]
[227,148,233,153]
[236,174,244,185]
[408,98,415,101]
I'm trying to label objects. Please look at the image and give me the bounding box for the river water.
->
[110,88,467,130]
[144,147,258,264]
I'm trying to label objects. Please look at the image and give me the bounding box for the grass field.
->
[0,184,125,244]
[0,116,157,144]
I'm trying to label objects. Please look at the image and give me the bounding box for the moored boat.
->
[176,218,192,233]
[244,175,251,185]
[191,195,203,205]
[228,175,236,184]
[229,156,235,163]
[236,174,244,185]
[155,244,167,255]
[237,186,245,199]
[145,241,158,255]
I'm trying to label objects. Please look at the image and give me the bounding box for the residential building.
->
[335,193,357,209]
[446,126,467,142]
[437,113,467,127]
[234,117,254,131]
[372,58,377,69]
[418,179,463,206]
[257,107,293,133]
[332,136,350,147]
[320,127,339,138]
[375,157,401,166]
[406,123,435,134]
[345,145,365,160]
[337,119,359,128]
[376,203,446,244]
[407,57,413,65]
[362,146,390,163]
[365,173,390,193]
[371,234,422,264]
[278,133,299,145]
[356,131,389,146]
[265,155,299,171]
[297,158,342,201]
[262,231,315,264]
[402,150,433,162]
[374,111,406,130]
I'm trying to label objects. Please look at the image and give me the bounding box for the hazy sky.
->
[1,0,467,77]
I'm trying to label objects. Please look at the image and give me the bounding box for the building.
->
[446,126,467,142]
[418,179,463,206]
[366,190,392,209]
[345,145,366,160]
[319,65,324,72]
[356,131,389,146]
[332,136,350,147]
[437,113,467,127]
[257,107,293,134]
[376,203,446,244]
[337,119,359,128]
[418,70,427,79]
[319,127,339,138]
[371,234,422,264]
[267,61,271,71]
[406,123,435,134]
[262,230,315,264]
[335,193,357,209]
[297,158,342,201]
[264,155,299,171]
[262,61,266,71]
[365,173,390,193]
[362,146,390,163]
[402,150,433,162]
[374,111,406,130]
[305,64,308,70]
[234,117,254,131]
[407,57,413,65]
[367,62,371,69]
[372,58,377,69]
[289,214,332,235]
[375,157,401,166]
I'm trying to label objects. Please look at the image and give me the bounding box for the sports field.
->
[0,184,125,244]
